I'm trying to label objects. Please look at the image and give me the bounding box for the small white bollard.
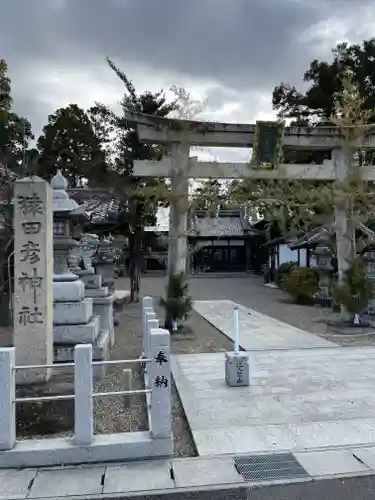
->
[233,306,239,355]
[74,344,94,445]
[149,328,171,439]
[145,315,158,361]
[224,307,250,387]
[0,348,16,450]
[122,368,132,409]
[142,296,153,312]
[142,297,154,356]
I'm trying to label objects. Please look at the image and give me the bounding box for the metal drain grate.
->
[234,453,309,482]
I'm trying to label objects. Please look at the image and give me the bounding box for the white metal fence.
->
[0,302,172,467]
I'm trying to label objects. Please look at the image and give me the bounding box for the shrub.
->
[277,261,298,287]
[160,272,193,331]
[264,266,270,283]
[282,266,319,305]
[331,258,374,321]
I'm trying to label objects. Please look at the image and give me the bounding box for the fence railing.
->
[0,325,171,452]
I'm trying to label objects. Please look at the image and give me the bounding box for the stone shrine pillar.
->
[13,176,54,384]
[51,171,109,374]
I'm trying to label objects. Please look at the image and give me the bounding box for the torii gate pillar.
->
[168,143,190,279]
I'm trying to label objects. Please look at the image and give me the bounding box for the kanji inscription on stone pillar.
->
[13,176,53,384]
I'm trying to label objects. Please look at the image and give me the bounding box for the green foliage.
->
[272,39,375,125]
[282,267,319,305]
[0,59,33,166]
[331,258,374,315]
[37,104,106,187]
[160,272,193,328]
[277,261,298,287]
[89,59,178,301]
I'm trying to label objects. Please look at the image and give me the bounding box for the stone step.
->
[54,329,110,378]
[53,298,93,325]
[54,315,100,344]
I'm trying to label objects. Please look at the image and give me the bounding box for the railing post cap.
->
[75,344,93,352]
[150,327,170,347]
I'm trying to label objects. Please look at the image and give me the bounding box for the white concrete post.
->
[122,368,132,409]
[149,328,171,439]
[142,296,153,311]
[145,317,159,384]
[74,344,93,445]
[142,296,153,355]
[0,348,16,450]
[143,306,154,356]
[145,313,158,359]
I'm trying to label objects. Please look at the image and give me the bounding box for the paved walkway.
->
[193,300,335,349]
[4,447,375,498]
[171,346,375,456]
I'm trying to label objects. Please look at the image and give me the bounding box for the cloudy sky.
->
[2,0,375,162]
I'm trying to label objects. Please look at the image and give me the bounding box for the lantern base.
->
[225,352,250,387]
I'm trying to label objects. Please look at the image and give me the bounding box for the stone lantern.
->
[312,242,334,307]
[52,170,81,283]
[51,171,108,373]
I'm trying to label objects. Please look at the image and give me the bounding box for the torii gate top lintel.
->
[124,109,354,150]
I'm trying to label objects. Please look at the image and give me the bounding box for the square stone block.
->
[172,457,243,488]
[54,298,93,325]
[86,286,109,298]
[54,280,85,303]
[28,467,104,498]
[225,352,250,387]
[294,449,370,477]
[81,274,102,289]
[104,461,174,494]
[0,469,37,498]
[54,315,100,343]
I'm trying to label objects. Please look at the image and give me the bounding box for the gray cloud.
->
[1,0,373,139]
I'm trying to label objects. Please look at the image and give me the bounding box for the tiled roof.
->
[85,199,122,223]
[188,211,245,237]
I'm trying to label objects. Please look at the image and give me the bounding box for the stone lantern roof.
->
[51,170,80,213]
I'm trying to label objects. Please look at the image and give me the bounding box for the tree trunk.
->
[128,226,143,303]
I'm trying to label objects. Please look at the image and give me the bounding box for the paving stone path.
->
[193,300,335,350]
[171,347,375,456]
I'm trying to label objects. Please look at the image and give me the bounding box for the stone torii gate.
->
[125,111,375,292]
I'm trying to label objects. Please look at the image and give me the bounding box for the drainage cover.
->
[234,453,309,482]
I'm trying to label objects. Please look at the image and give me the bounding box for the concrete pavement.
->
[193,300,334,349]
[3,451,375,499]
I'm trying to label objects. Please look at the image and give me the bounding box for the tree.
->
[89,58,178,302]
[0,59,34,324]
[0,59,33,167]
[272,39,375,126]
[36,104,106,187]
[231,71,375,321]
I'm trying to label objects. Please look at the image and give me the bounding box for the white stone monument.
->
[13,176,54,384]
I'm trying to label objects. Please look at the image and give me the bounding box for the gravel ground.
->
[93,278,235,457]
